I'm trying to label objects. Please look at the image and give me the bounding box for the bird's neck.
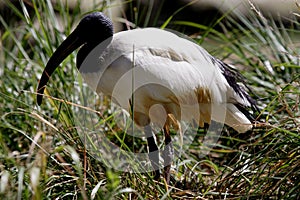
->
[76,37,113,70]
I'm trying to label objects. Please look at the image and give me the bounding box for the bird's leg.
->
[162,123,173,184]
[144,125,160,180]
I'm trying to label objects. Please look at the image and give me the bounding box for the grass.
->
[0,0,299,199]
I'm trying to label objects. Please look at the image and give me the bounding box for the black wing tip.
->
[235,102,260,123]
[211,56,261,118]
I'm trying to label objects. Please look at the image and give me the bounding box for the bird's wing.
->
[112,28,243,104]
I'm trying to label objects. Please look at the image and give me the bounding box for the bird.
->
[37,12,258,183]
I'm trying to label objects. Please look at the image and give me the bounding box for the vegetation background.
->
[0,0,299,199]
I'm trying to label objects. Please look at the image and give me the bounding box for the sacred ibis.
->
[37,12,258,183]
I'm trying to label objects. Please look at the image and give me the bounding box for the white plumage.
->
[81,28,252,132]
[37,12,258,183]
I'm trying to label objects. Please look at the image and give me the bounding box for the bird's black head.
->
[36,12,113,105]
[76,12,113,44]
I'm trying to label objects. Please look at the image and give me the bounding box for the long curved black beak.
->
[37,29,84,105]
